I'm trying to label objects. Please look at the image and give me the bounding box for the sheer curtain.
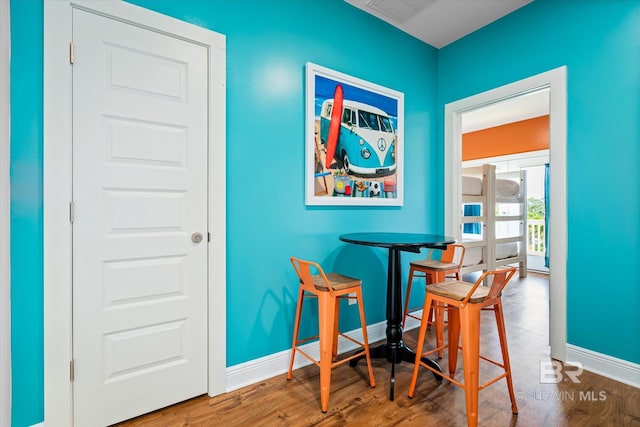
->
[0,1,11,425]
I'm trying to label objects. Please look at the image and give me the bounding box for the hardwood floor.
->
[117,272,640,426]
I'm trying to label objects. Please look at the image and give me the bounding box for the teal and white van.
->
[320,99,396,177]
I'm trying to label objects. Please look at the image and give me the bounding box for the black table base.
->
[350,341,442,400]
[339,233,455,401]
[350,245,443,400]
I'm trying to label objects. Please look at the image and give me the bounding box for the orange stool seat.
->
[287,257,375,412]
[408,268,518,427]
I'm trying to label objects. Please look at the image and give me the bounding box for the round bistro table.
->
[339,232,456,400]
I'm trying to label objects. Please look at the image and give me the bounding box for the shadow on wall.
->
[332,243,387,322]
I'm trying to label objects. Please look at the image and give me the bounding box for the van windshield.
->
[358,110,393,133]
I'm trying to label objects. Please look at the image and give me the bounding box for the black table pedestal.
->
[350,341,443,400]
[350,247,442,400]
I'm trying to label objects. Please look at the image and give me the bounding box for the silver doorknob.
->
[191,232,203,243]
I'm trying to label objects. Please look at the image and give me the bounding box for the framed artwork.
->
[305,62,404,206]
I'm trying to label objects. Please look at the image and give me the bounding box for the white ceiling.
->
[344,0,547,131]
[345,0,533,48]
[461,89,549,133]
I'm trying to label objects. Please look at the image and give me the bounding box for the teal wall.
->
[9,0,639,425]
[123,0,440,360]
[10,0,438,425]
[10,0,44,426]
[438,0,640,362]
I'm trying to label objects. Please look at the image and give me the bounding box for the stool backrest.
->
[427,243,466,267]
[290,257,334,293]
[464,267,516,304]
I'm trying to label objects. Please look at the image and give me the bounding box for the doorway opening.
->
[443,67,567,362]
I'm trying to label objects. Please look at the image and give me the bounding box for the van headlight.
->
[361,147,371,159]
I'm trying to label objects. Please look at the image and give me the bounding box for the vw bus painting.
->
[305,62,404,206]
[319,98,396,177]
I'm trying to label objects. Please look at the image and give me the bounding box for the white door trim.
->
[44,1,226,425]
[0,2,11,425]
[444,66,567,361]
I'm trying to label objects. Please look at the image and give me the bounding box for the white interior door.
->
[72,8,208,426]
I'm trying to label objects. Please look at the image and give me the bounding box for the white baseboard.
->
[566,344,640,389]
[225,312,424,393]
[226,319,384,392]
[225,313,640,394]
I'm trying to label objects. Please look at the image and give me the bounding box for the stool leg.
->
[425,272,436,329]
[402,266,416,329]
[447,305,460,379]
[408,294,433,398]
[459,304,481,427]
[288,288,305,379]
[356,288,376,388]
[317,292,336,413]
[494,300,518,415]
[332,301,340,362]
[434,301,445,358]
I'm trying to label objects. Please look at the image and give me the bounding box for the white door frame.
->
[43,1,227,425]
[0,2,11,425]
[444,66,567,361]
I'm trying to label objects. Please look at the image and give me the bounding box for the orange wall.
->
[462,115,549,161]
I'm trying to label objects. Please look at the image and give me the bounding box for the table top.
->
[339,232,455,253]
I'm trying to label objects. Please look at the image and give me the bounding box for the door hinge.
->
[70,202,75,223]
[70,360,75,382]
[207,232,211,242]
[69,42,75,64]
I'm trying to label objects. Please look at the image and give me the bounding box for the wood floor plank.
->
[115,273,640,426]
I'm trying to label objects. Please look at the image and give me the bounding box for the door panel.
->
[72,8,208,426]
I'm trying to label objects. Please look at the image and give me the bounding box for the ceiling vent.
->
[365,0,436,23]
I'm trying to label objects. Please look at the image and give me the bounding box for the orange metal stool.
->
[407,268,518,427]
[287,257,375,413]
[402,244,465,357]
[403,244,466,327]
